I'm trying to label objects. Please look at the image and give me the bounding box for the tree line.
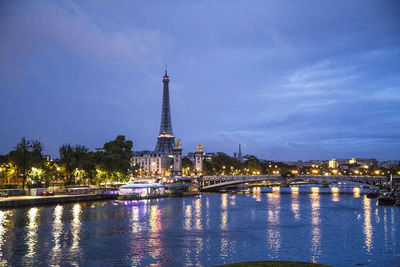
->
[0,135,133,188]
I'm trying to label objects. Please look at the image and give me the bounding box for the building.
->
[328,159,348,168]
[379,161,399,169]
[132,151,171,177]
[355,158,378,168]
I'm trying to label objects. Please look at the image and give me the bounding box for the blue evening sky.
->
[0,1,399,161]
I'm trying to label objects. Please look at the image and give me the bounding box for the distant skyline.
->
[1,1,399,161]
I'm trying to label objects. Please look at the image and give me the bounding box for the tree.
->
[80,152,97,185]
[59,144,89,184]
[8,137,44,189]
[202,153,243,176]
[98,135,133,182]
[182,156,194,176]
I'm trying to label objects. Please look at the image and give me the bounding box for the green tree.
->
[202,153,243,176]
[8,137,44,189]
[98,135,133,182]
[80,152,97,185]
[182,156,194,176]
[59,144,89,184]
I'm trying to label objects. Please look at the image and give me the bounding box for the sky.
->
[0,1,399,161]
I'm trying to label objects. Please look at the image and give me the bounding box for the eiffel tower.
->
[155,69,175,154]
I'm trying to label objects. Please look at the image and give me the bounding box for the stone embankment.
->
[0,194,117,209]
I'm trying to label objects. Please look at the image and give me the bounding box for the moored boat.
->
[377,194,395,205]
[118,183,165,200]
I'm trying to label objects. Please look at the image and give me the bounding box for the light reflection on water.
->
[291,187,300,221]
[50,205,63,266]
[1,185,400,266]
[194,197,202,230]
[310,187,321,263]
[221,194,228,230]
[0,211,8,266]
[148,205,162,262]
[24,207,39,264]
[267,189,280,259]
[353,187,361,198]
[70,203,82,260]
[331,187,339,202]
[184,204,192,230]
[363,196,373,254]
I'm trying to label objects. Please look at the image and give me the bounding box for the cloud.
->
[0,1,166,90]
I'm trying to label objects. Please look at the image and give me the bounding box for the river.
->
[0,185,399,266]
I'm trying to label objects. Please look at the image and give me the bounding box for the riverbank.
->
[0,194,117,209]
[219,261,330,267]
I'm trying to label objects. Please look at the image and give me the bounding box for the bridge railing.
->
[200,174,387,189]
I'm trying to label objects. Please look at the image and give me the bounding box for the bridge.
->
[200,174,387,191]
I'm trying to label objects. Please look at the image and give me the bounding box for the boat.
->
[117,183,165,200]
[377,194,395,205]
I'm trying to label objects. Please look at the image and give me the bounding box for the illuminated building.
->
[132,151,171,177]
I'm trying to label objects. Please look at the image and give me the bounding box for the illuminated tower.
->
[155,69,175,154]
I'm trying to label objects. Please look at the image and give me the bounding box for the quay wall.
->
[0,194,117,209]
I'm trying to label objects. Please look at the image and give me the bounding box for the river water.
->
[0,186,399,266]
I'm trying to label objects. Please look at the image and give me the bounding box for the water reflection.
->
[24,207,39,264]
[184,204,192,230]
[194,198,202,230]
[130,206,145,265]
[291,187,300,221]
[353,187,361,198]
[132,206,141,233]
[220,237,229,258]
[205,197,210,229]
[50,205,63,266]
[363,196,373,254]
[253,187,261,201]
[310,187,321,263]
[148,205,163,262]
[391,208,396,248]
[384,208,388,249]
[267,189,280,259]
[221,194,228,230]
[0,211,8,266]
[331,187,339,202]
[69,203,82,264]
[229,194,236,206]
